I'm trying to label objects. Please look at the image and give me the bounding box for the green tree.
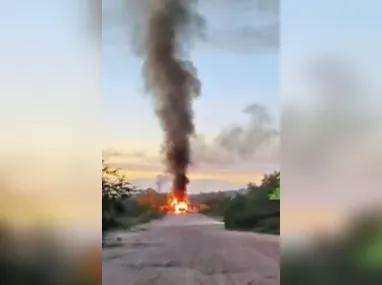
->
[224,171,280,234]
[102,160,133,233]
[261,171,280,191]
[267,171,280,200]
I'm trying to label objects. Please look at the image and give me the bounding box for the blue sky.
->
[282,0,382,91]
[102,0,280,143]
[103,0,382,150]
[102,0,382,192]
[1,0,381,235]
[102,46,279,143]
[102,1,280,191]
[0,0,380,236]
[1,0,380,194]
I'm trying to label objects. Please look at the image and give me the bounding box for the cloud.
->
[208,20,279,53]
[102,148,147,160]
[103,149,161,172]
[191,103,279,168]
[203,0,279,53]
[103,0,279,53]
[103,103,279,175]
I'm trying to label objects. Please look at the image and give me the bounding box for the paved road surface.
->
[102,214,279,285]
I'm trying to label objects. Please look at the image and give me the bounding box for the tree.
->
[266,171,280,200]
[102,160,133,232]
[224,171,280,234]
[269,186,280,200]
[261,171,280,191]
[102,160,132,199]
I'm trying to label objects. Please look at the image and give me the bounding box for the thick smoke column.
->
[142,0,201,198]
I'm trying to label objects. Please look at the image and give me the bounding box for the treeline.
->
[102,161,165,235]
[199,171,280,234]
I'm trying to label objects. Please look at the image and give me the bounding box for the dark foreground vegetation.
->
[282,210,382,284]
[196,171,280,234]
[102,161,165,237]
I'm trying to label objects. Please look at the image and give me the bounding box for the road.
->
[102,213,279,285]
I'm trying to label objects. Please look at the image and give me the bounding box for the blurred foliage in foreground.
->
[198,171,280,234]
[102,161,165,236]
[0,221,102,285]
[282,209,382,284]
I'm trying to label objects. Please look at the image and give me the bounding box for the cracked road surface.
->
[102,213,279,285]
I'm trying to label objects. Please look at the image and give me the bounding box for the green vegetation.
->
[283,210,382,284]
[199,171,280,235]
[269,185,280,200]
[102,161,165,236]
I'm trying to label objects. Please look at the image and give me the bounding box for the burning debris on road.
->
[167,193,190,214]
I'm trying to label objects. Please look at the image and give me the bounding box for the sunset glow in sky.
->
[1,0,380,235]
[102,1,280,192]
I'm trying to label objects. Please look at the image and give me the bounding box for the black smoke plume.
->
[139,0,203,198]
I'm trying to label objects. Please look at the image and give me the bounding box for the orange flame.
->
[169,195,189,214]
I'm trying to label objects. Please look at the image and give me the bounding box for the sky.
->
[0,0,380,192]
[102,0,382,194]
[281,0,382,237]
[102,0,280,192]
[0,0,381,233]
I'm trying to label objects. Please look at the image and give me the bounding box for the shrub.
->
[102,161,133,233]
[223,171,280,234]
[102,161,167,235]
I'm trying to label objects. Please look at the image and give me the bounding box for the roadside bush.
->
[102,161,133,233]
[199,196,232,217]
[198,171,280,234]
[224,171,280,234]
[138,209,165,223]
[102,161,165,235]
